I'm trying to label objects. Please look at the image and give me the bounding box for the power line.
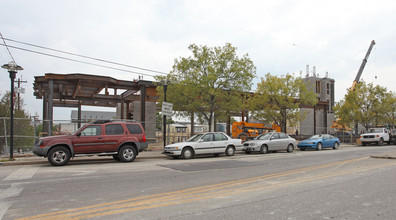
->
[0,43,162,77]
[3,38,168,75]
[0,32,16,63]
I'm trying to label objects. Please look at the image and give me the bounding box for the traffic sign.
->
[161,102,173,116]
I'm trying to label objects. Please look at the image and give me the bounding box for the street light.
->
[2,61,23,159]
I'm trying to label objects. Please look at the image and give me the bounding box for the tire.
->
[47,146,71,166]
[316,142,322,151]
[182,147,194,159]
[377,138,384,146]
[238,133,249,142]
[286,144,294,153]
[225,146,235,156]
[118,145,137,162]
[333,142,339,150]
[300,148,306,151]
[259,145,268,154]
[112,155,120,161]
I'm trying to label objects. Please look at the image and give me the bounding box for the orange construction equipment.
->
[232,121,281,142]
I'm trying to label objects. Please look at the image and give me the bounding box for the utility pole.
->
[15,76,27,111]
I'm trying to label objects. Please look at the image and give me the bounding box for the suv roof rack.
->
[90,119,138,124]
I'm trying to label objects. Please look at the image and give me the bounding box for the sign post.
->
[161,102,173,147]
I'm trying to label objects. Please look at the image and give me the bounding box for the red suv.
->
[33,120,148,166]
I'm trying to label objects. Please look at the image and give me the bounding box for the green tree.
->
[383,92,396,128]
[249,73,317,132]
[334,81,389,130]
[156,43,256,131]
[0,92,35,152]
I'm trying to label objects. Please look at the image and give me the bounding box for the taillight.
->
[143,134,146,142]
[377,135,380,137]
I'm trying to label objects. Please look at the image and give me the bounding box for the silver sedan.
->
[243,132,296,154]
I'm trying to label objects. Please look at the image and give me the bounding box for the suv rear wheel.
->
[48,146,71,166]
[118,145,137,162]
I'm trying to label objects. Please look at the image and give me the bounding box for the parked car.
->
[162,132,243,159]
[243,132,296,154]
[298,134,340,151]
[33,120,148,166]
[360,127,390,146]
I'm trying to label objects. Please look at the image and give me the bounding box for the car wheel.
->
[225,146,235,156]
[316,142,322,151]
[377,138,384,146]
[182,147,194,159]
[260,145,268,154]
[118,145,137,162]
[333,142,339,150]
[112,155,120,161]
[47,146,71,166]
[286,144,294,153]
[300,148,306,151]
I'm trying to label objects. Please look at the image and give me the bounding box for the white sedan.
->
[162,132,243,159]
[243,132,296,154]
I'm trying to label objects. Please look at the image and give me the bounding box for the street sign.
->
[161,102,173,116]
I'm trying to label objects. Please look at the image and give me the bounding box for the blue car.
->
[297,134,340,151]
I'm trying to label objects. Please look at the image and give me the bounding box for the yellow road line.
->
[17,157,370,220]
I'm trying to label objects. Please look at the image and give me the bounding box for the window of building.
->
[316,81,321,93]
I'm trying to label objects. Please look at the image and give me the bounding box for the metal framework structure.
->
[33,73,159,135]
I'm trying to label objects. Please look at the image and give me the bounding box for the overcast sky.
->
[1,0,395,121]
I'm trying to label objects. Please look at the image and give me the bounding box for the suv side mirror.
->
[76,132,81,137]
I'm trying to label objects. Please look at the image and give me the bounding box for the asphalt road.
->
[1,145,396,220]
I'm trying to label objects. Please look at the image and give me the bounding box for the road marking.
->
[0,183,24,219]
[1,166,39,219]
[18,157,374,220]
[3,166,40,181]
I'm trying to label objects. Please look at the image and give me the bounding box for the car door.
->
[101,124,126,152]
[214,133,228,153]
[73,125,103,153]
[196,133,215,155]
[322,134,332,147]
[278,133,290,150]
[268,133,281,150]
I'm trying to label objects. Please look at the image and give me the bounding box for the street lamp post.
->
[163,81,167,148]
[2,61,23,159]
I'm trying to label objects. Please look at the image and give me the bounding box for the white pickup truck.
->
[360,128,390,146]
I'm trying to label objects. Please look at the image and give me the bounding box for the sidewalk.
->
[0,150,167,166]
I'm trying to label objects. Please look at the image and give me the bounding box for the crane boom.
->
[351,40,376,91]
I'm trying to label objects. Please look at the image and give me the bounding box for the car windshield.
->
[369,128,383,133]
[310,135,323,139]
[187,134,204,142]
[256,133,272,140]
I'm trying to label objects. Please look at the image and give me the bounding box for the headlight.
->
[166,146,179,150]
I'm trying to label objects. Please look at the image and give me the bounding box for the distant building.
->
[71,110,116,123]
[299,74,335,136]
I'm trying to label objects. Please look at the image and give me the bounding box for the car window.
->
[202,134,214,142]
[105,124,124,135]
[279,133,288,139]
[271,133,280,140]
[126,124,142,134]
[214,133,228,141]
[257,133,271,140]
[80,125,101,136]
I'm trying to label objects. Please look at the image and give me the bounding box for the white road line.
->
[0,201,12,220]
[0,183,24,200]
[3,166,40,181]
